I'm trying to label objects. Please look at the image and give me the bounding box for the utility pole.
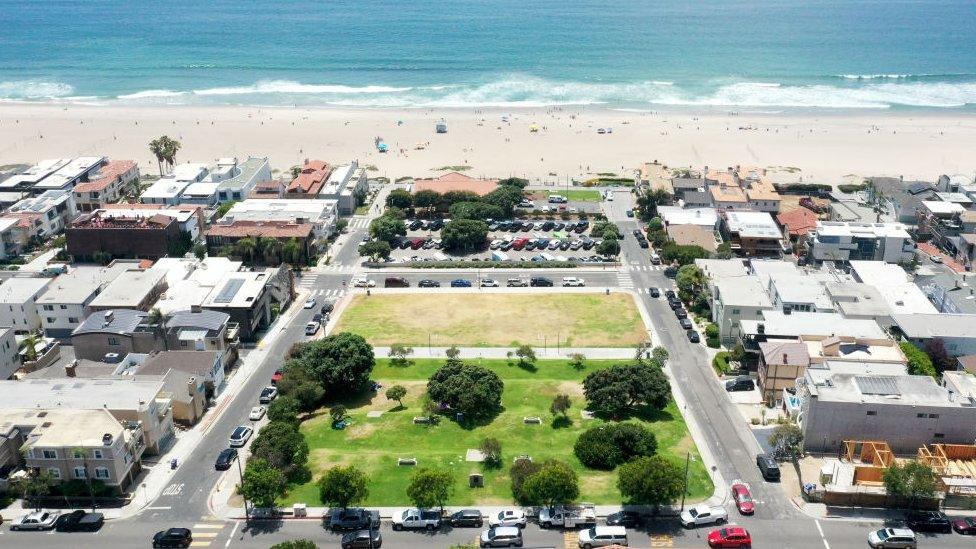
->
[680,452,691,512]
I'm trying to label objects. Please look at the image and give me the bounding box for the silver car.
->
[10,511,59,531]
[868,528,916,549]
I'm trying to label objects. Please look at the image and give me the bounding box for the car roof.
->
[888,528,915,536]
[493,526,520,535]
[724,526,748,535]
[593,526,627,535]
[167,528,191,535]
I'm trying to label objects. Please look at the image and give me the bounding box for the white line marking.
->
[145,506,172,510]
[815,519,831,549]
[224,521,240,548]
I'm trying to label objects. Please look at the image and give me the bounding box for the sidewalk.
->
[371,346,637,360]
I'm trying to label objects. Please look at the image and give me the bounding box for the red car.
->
[953,516,976,535]
[708,527,752,548]
[731,483,755,515]
[271,369,284,385]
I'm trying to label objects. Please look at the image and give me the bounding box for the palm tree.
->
[235,236,258,264]
[71,446,98,512]
[146,307,169,351]
[282,238,302,267]
[262,238,283,265]
[149,137,167,176]
[163,137,182,172]
[21,331,41,362]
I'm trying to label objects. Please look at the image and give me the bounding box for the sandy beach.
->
[1,103,975,185]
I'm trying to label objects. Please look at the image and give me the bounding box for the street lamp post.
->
[236,456,250,524]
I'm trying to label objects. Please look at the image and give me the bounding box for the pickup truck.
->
[391,508,442,531]
[538,506,597,529]
[329,508,381,531]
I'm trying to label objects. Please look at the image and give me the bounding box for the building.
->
[35,262,141,338]
[151,257,244,315]
[249,179,286,199]
[743,179,781,213]
[800,372,976,453]
[285,160,332,198]
[741,311,886,352]
[412,171,498,198]
[99,204,204,240]
[0,218,23,260]
[916,269,976,315]
[757,340,810,403]
[917,200,966,251]
[317,162,368,215]
[164,309,235,354]
[657,206,718,229]
[709,185,750,211]
[136,350,225,397]
[0,157,106,195]
[71,310,160,361]
[667,224,717,251]
[892,313,976,357]
[220,199,338,239]
[711,276,773,345]
[0,277,51,333]
[87,269,168,312]
[214,157,272,203]
[140,163,209,205]
[720,211,786,257]
[205,220,314,264]
[0,328,17,380]
[776,208,819,244]
[866,177,938,224]
[670,176,707,202]
[201,269,285,341]
[806,221,915,264]
[4,190,78,239]
[66,210,185,262]
[849,261,937,316]
[73,160,139,212]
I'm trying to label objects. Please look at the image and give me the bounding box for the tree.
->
[359,240,392,262]
[582,363,671,418]
[652,347,669,365]
[514,344,536,369]
[497,177,529,189]
[510,459,542,504]
[596,238,621,257]
[250,421,310,482]
[162,136,182,170]
[149,136,168,176]
[445,345,461,360]
[676,264,706,303]
[574,423,658,470]
[636,189,672,221]
[12,469,55,510]
[427,361,504,422]
[239,458,287,509]
[406,467,455,511]
[647,217,664,232]
[216,200,237,218]
[883,460,938,508]
[768,423,804,460]
[234,236,258,263]
[480,437,503,468]
[369,214,407,245]
[267,395,301,424]
[550,394,571,417]
[661,243,709,266]
[330,405,348,424]
[900,342,937,377]
[20,331,42,362]
[385,385,408,408]
[276,365,325,412]
[282,237,304,266]
[441,219,489,253]
[520,460,579,511]
[193,242,207,260]
[270,541,318,549]
[317,465,369,509]
[412,190,441,215]
[483,185,524,217]
[569,352,586,370]
[450,201,505,221]
[713,242,733,260]
[289,333,376,395]
[924,338,955,376]
[617,456,685,506]
[388,343,414,367]
[386,189,413,210]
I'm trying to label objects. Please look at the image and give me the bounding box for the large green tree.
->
[276,365,326,412]
[596,238,621,257]
[267,395,301,424]
[318,465,369,509]
[450,201,505,221]
[768,423,804,460]
[582,363,671,418]
[406,467,455,511]
[574,423,658,470]
[520,460,579,511]
[883,460,939,508]
[386,189,413,210]
[359,240,392,261]
[413,190,441,214]
[250,421,309,482]
[289,333,375,395]
[636,189,673,221]
[483,185,524,217]
[900,342,937,377]
[427,361,504,422]
[675,264,706,303]
[270,541,318,549]
[369,214,407,245]
[441,219,489,253]
[239,458,287,509]
[616,455,685,506]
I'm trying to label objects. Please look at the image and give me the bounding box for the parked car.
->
[680,318,693,330]
[229,426,253,447]
[648,287,660,298]
[480,526,523,547]
[604,511,642,527]
[385,276,410,288]
[637,238,649,248]
[480,278,499,287]
[448,509,484,528]
[506,278,528,287]
[259,386,278,404]
[152,528,193,548]
[391,508,442,531]
[626,209,634,217]
[305,321,320,335]
[687,330,701,343]
[664,289,676,300]
[664,265,678,278]
[680,504,728,528]
[578,526,628,548]
[669,299,683,310]
[215,448,238,471]
[249,406,266,421]
[341,529,382,549]
[952,516,976,535]
[707,527,752,548]
[538,505,596,528]
[868,528,917,549]
[303,297,316,309]
[756,453,781,481]
[321,301,335,314]
[905,511,951,533]
[488,509,526,528]
[330,508,381,531]
[408,220,423,231]
[731,482,755,514]
[725,377,755,392]
[55,510,104,532]
[561,277,586,287]
[530,277,554,287]
[271,369,284,384]
[352,277,376,288]
[10,511,59,531]
[674,308,688,319]
[418,279,441,288]
[451,279,473,287]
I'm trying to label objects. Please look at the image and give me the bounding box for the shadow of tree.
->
[551,416,573,429]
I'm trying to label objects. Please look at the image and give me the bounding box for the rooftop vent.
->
[102,433,113,445]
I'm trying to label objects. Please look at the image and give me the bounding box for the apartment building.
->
[0,277,52,333]
[70,310,160,361]
[285,160,332,198]
[87,269,168,312]
[318,162,368,214]
[73,160,139,212]
[720,211,786,257]
[806,221,915,264]
[140,163,209,205]
[4,190,78,239]
[66,210,185,262]
[35,262,140,338]
[215,157,272,203]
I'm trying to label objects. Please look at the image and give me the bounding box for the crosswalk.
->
[616,271,635,289]
[308,288,346,299]
[621,263,668,271]
[189,521,226,547]
[319,264,358,272]
[347,217,370,229]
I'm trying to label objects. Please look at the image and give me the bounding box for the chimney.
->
[102,433,113,446]
[65,360,77,378]
[782,353,789,365]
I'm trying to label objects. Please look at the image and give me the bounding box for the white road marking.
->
[224,521,240,547]
[815,519,831,549]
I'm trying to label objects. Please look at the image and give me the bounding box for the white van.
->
[548,194,567,204]
[562,277,586,287]
[578,525,628,548]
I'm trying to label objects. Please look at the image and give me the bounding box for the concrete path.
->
[372,346,638,360]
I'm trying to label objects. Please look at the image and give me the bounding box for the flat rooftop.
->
[0,277,51,303]
[724,211,782,239]
[0,377,163,411]
[893,313,976,339]
[657,206,718,227]
[715,276,773,308]
[0,408,125,448]
[88,269,166,309]
[216,157,268,190]
[202,271,270,309]
[741,311,886,339]
[36,263,138,305]
[808,373,959,407]
[814,221,911,239]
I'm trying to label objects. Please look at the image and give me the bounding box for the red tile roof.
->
[74,160,137,193]
[287,161,332,195]
[918,242,966,273]
[412,172,499,196]
[207,220,313,239]
[776,208,818,237]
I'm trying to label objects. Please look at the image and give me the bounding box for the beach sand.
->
[1,103,974,185]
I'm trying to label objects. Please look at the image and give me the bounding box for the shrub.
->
[712,352,731,375]
[705,323,720,348]
[510,459,542,504]
[427,361,504,422]
[573,423,657,470]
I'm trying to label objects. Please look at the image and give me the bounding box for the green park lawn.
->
[280,358,712,507]
[333,293,646,348]
[541,189,603,202]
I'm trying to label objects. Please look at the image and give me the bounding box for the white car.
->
[562,277,586,287]
[249,406,266,421]
[679,504,728,527]
[480,278,499,288]
[229,425,254,447]
[10,511,60,531]
[352,277,376,288]
[303,298,316,309]
[488,509,526,528]
[305,321,320,336]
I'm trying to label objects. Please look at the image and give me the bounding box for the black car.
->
[553,222,565,231]
[408,220,423,231]
[56,510,104,532]
[521,221,534,231]
[648,287,660,298]
[687,330,700,343]
[626,209,635,217]
[576,220,589,232]
[397,239,411,249]
[153,528,193,548]
[430,219,444,230]
[905,511,952,533]
[679,318,693,330]
[674,308,688,319]
[448,509,484,528]
[632,229,643,238]
[321,301,335,314]
[542,221,555,231]
[330,508,381,531]
[669,299,683,310]
[530,277,554,287]
[637,238,649,248]
[581,239,595,250]
[605,511,643,527]
[664,266,678,278]
[215,448,238,471]
[418,279,441,288]
[725,377,755,392]
[559,240,572,251]
[525,241,537,251]
[664,289,676,300]
[341,529,382,549]
[756,453,781,481]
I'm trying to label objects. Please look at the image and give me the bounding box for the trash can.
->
[293,503,307,517]
[469,474,484,488]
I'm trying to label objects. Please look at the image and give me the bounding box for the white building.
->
[0,328,18,379]
[214,157,272,204]
[220,198,339,238]
[0,218,23,260]
[318,161,367,215]
[657,206,718,229]
[5,190,78,238]
[0,157,106,195]
[35,262,141,338]
[893,313,976,357]
[0,277,52,333]
[740,311,886,341]
[141,163,209,205]
[806,221,915,264]
[152,257,244,315]
[711,276,773,345]
[849,261,937,316]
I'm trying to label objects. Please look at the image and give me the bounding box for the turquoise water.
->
[2,0,976,109]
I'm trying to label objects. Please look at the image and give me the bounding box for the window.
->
[42,449,57,459]
[180,341,187,347]
[917,413,926,418]
[46,317,56,323]
[929,414,940,419]
[72,449,85,459]
[94,467,110,479]
[934,433,945,438]
[43,305,54,311]
[732,308,741,315]
[92,449,103,459]
[68,317,78,323]
[866,411,877,416]
[47,468,61,479]
[108,337,119,346]
[59,305,67,310]
[73,467,87,479]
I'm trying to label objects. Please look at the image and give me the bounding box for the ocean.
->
[1,0,976,111]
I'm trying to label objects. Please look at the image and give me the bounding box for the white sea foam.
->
[0,80,74,99]
[191,80,413,95]
[117,89,189,99]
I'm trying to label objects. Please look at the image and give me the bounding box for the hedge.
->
[712,351,731,375]
[837,183,868,194]
[705,323,720,348]
[773,183,833,196]
[365,261,604,269]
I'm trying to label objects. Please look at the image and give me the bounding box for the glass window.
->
[108,337,119,345]
[68,317,78,323]
[48,468,61,479]
[95,467,110,479]
[73,467,87,479]
[42,449,57,459]
[866,411,877,416]
[43,305,54,311]
[93,449,103,459]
